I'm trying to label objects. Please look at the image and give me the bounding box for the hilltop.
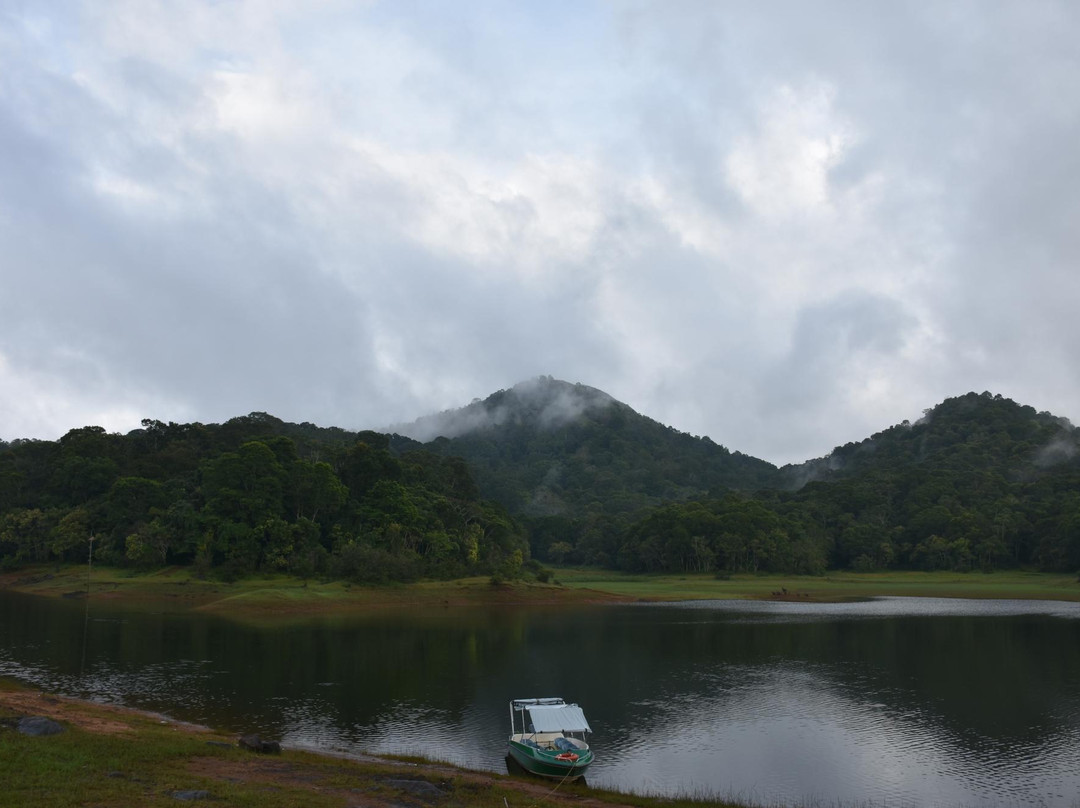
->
[388,376,776,521]
[780,391,1079,487]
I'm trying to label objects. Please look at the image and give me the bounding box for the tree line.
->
[3,391,1078,582]
[0,413,531,582]
[526,393,1080,575]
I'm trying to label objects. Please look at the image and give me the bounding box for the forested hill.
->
[0,413,530,581]
[390,377,778,519]
[608,392,1080,575]
[387,384,1080,574]
[4,385,1080,580]
[780,392,1079,488]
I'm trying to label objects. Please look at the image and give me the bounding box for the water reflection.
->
[2,591,1080,806]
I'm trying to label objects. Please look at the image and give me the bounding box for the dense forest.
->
[400,378,776,515]
[407,382,1080,575]
[2,381,1079,580]
[527,391,1080,574]
[0,414,531,582]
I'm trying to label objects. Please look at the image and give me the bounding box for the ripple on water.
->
[589,657,1080,807]
[4,590,1080,807]
[650,596,1080,623]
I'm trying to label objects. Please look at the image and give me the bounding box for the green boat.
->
[507,697,594,780]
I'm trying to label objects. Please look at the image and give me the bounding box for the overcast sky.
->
[1,1,1078,465]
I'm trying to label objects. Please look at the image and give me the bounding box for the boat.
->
[506,697,594,780]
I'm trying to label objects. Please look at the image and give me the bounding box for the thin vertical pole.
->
[80,535,94,678]
[86,535,94,595]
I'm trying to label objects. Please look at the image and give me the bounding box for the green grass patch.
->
[0,680,743,808]
[6,565,1076,626]
[0,707,339,808]
[554,568,1080,602]
[0,565,626,625]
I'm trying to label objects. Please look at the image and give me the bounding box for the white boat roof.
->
[524,703,592,733]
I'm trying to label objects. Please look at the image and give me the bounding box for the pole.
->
[80,535,94,678]
[86,535,94,595]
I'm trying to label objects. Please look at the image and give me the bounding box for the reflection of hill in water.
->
[505,602,1080,804]
[2,592,1080,804]
[565,602,1080,744]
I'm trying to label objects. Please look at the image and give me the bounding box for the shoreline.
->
[1,566,1078,623]
[4,570,1077,805]
[0,678,737,808]
[0,565,632,623]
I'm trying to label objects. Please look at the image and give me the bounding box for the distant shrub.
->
[330,542,420,584]
[216,557,249,583]
[853,554,877,572]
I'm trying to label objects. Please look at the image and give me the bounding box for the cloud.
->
[1033,433,1078,469]
[392,377,615,442]
[724,82,857,220]
[1,1,1078,466]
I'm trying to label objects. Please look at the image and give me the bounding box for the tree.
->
[547,541,575,565]
[106,477,167,535]
[289,460,347,522]
[201,441,287,525]
[1,508,53,563]
[51,507,93,562]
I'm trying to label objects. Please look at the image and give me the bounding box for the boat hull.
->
[507,739,592,780]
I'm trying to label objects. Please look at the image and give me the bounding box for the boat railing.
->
[511,697,566,708]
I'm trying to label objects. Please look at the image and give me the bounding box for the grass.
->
[3,565,1077,625]
[553,568,1080,603]
[0,683,329,808]
[0,565,628,623]
[0,678,743,808]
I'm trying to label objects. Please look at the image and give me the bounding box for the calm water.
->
[2,590,1080,807]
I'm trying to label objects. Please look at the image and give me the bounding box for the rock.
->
[238,733,261,752]
[205,741,233,749]
[383,778,447,803]
[238,734,281,754]
[170,790,212,801]
[17,716,64,736]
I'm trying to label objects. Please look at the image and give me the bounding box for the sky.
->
[1,1,1078,466]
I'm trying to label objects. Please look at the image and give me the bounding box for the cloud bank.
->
[1,1,1078,464]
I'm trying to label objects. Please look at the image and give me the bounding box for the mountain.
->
[388,376,778,520]
[390,384,1080,574]
[390,376,619,442]
[779,391,1080,488]
[758,391,1080,571]
[6,379,1079,579]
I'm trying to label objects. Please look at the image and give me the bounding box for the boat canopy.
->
[524,703,592,734]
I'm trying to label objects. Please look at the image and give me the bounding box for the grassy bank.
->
[3,566,1078,622]
[555,568,1080,602]
[0,565,629,621]
[0,678,738,808]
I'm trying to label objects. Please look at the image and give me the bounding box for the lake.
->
[2,590,1080,807]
